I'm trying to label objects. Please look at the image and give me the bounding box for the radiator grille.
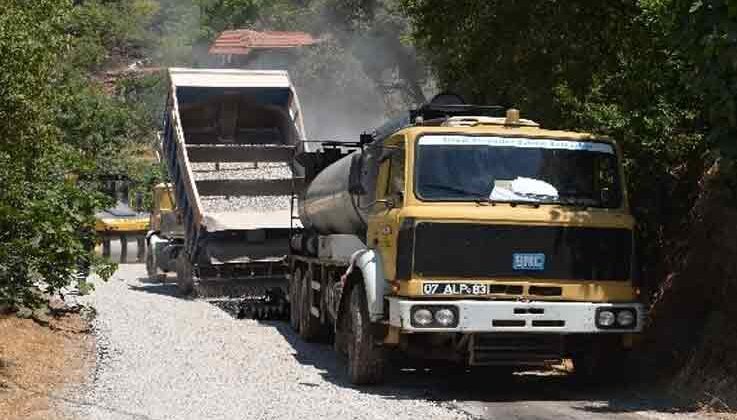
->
[413,223,632,281]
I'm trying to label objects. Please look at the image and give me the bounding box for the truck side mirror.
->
[348,153,365,195]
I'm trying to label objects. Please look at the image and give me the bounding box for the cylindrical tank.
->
[299,151,368,235]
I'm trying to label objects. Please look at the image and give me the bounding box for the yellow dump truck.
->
[146,68,305,318]
[288,97,644,384]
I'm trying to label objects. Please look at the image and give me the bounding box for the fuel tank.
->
[299,151,369,236]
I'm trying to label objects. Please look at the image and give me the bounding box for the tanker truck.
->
[147,68,305,316]
[288,98,645,384]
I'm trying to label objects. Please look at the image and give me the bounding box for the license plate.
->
[423,282,493,296]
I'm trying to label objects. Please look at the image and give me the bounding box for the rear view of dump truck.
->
[147,68,305,316]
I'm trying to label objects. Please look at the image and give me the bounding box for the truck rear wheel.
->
[289,267,302,333]
[145,245,157,279]
[346,284,385,385]
[299,267,322,341]
[175,253,194,295]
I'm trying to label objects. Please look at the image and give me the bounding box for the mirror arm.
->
[373,198,395,209]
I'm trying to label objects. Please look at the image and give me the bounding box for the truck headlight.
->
[434,308,456,326]
[617,309,635,327]
[597,310,616,327]
[410,305,459,328]
[412,308,433,326]
[596,307,638,329]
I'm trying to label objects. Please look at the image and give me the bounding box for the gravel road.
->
[61,264,711,420]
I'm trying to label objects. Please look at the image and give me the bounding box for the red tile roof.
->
[209,30,319,56]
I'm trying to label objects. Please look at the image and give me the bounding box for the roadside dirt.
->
[0,310,94,420]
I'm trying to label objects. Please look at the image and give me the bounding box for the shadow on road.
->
[127,277,182,298]
[264,320,701,418]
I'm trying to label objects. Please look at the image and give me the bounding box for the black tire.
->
[145,244,157,279]
[334,301,349,356]
[289,267,302,333]
[299,267,322,341]
[346,284,385,385]
[175,253,194,295]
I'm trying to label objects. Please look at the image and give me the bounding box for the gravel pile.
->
[192,162,294,214]
[63,265,470,420]
[191,162,293,181]
[200,195,291,214]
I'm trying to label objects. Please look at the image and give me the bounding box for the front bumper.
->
[388,298,646,333]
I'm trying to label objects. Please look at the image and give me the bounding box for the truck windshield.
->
[415,135,622,208]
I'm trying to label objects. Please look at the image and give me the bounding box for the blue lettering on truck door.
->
[513,253,546,271]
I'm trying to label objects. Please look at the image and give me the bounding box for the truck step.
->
[469,334,564,366]
[186,144,296,163]
[196,178,304,196]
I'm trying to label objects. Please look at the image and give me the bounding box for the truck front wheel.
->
[346,284,385,385]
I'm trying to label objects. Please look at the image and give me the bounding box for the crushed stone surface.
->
[192,162,294,214]
[64,264,469,420]
[191,162,293,181]
[199,195,291,214]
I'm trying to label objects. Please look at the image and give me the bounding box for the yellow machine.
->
[95,178,149,263]
[148,183,177,232]
[289,98,644,384]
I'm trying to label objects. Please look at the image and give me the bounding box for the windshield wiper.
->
[490,200,542,208]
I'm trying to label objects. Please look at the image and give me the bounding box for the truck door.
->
[367,139,405,281]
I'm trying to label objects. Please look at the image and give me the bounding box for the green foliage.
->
[0,0,117,307]
[671,0,737,157]
[198,0,260,38]
[67,0,160,70]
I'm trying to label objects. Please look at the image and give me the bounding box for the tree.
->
[670,0,737,157]
[0,0,112,307]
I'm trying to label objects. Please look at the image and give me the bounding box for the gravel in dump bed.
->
[200,194,291,213]
[191,161,293,181]
[191,161,294,213]
[65,264,470,420]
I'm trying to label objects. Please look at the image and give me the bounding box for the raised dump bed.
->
[158,68,305,299]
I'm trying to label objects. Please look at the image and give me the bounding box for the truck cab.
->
[368,111,642,368]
